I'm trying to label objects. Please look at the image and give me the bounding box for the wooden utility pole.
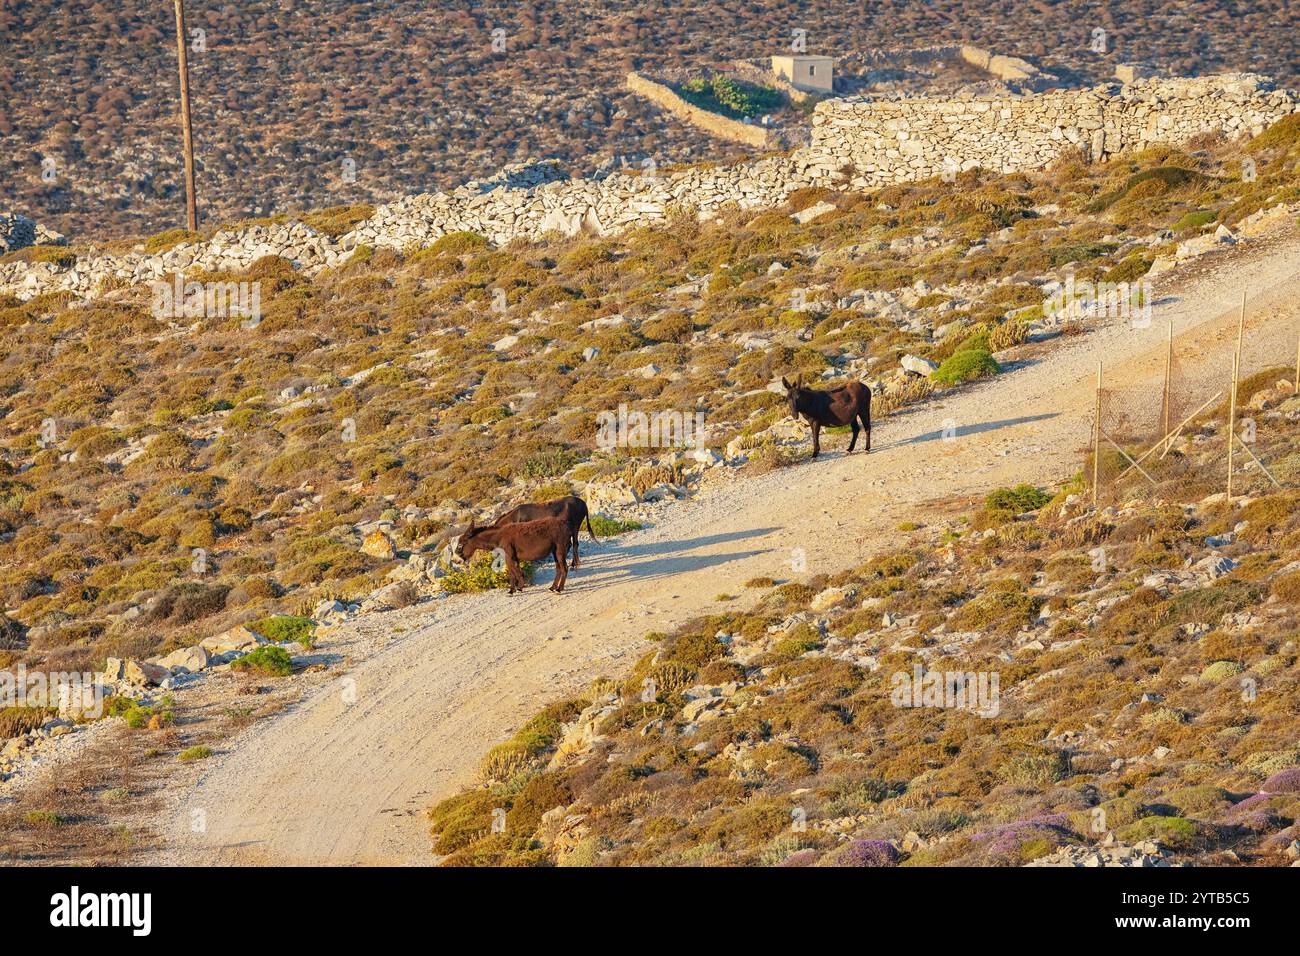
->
[1227,352,1239,502]
[1162,318,1174,439]
[1093,361,1103,508]
[1235,290,1247,388]
[174,0,198,231]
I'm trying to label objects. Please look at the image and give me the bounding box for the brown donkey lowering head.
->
[455,517,572,593]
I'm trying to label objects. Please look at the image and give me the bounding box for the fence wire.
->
[1093,310,1300,506]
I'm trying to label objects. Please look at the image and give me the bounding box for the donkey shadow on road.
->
[562,525,781,590]
[880,412,1060,452]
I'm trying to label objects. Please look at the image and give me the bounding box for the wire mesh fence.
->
[1092,299,1300,506]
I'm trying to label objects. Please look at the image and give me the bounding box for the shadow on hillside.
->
[885,412,1059,450]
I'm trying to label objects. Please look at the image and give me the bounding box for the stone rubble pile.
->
[1026,840,1173,867]
[0,212,37,254]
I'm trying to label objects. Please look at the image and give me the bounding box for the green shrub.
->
[678,76,784,119]
[985,484,1052,513]
[587,515,644,537]
[998,749,1069,787]
[1160,785,1230,816]
[950,583,1042,634]
[230,645,293,677]
[24,810,65,827]
[932,350,1000,386]
[428,790,498,854]
[520,447,580,479]
[143,228,203,254]
[178,745,213,761]
[431,231,489,256]
[1048,242,1119,267]
[299,204,374,237]
[1115,816,1211,851]
[24,245,77,268]
[641,311,695,343]
[251,614,316,648]
[442,552,536,593]
[480,699,586,782]
[1247,113,1300,153]
[105,695,176,730]
[1103,254,1153,284]
[1173,209,1216,231]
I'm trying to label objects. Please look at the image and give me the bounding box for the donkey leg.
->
[506,547,524,593]
[862,410,871,453]
[551,544,568,592]
[811,422,821,458]
[848,420,859,452]
[570,527,580,569]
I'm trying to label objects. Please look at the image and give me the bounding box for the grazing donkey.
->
[455,517,571,593]
[782,375,872,460]
[490,495,596,568]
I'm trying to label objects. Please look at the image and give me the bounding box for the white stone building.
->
[771,55,834,93]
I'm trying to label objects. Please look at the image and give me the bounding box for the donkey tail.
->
[586,512,597,541]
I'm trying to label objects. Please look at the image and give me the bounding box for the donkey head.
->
[454,519,483,562]
[781,375,805,419]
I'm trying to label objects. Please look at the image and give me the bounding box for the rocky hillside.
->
[428,378,1300,866]
[1,113,1298,764]
[5,0,1300,238]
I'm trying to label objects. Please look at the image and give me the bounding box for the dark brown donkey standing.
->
[455,517,571,593]
[782,375,872,460]
[490,495,596,568]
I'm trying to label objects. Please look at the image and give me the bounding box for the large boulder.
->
[362,530,397,559]
[200,625,267,655]
[810,586,849,612]
[791,200,836,224]
[154,644,210,674]
[124,659,170,687]
[585,481,638,511]
[900,354,939,377]
[369,580,420,610]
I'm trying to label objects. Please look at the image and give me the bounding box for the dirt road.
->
[154,232,1300,865]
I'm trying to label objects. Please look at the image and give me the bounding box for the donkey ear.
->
[467,518,476,531]
[794,374,803,388]
[781,376,792,390]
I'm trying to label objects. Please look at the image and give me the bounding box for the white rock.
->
[900,354,939,377]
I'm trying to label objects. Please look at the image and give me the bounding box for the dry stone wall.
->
[625,72,770,148]
[3,73,1295,304]
[809,73,1298,187]
[957,45,1044,86]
